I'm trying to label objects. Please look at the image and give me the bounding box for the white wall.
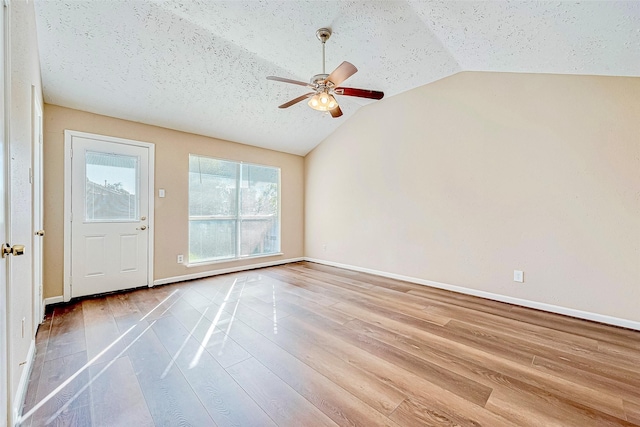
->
[305,71,640,324]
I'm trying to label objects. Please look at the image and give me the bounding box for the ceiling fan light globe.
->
[327,94,338,109]
[308,94,320,107]
[308,94,322,110]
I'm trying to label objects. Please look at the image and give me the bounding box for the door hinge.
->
[70,148,73,158]
[29,168,33,184]
[70,212,73,222]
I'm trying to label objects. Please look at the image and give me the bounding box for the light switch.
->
[159,189,165,198]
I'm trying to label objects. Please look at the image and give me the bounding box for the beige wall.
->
[305,71,640,323]
[9,0,42,411]
[42,72,640,324]
[43,105,304,298]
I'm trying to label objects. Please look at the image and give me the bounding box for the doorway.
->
[64,131,154,300]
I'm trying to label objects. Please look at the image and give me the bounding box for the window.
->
[188,154,280,264]
[85,151,139,221]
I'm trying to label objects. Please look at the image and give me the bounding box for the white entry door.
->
[68,132,154,298]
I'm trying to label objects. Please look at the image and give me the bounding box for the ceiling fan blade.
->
[325,61,358,87]
[329,105,343,118]
[267,76,311,87]
[335,87,384,100]
[278,93,314,109]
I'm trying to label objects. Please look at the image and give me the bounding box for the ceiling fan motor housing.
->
[311,73,332,91]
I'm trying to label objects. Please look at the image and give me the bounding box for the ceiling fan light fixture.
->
[267,27,383,118]
[308,93,339,112]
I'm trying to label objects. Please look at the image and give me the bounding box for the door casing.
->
[63,130,155,301]
[31,86,43,330]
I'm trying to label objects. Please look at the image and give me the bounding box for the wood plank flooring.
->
[19,262,640,426]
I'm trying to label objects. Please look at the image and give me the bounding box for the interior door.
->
[70,135,151,297]
[32,91,43,330]
[0,2,7,424]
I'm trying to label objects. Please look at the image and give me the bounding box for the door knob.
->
[136,225,147,231]
[2,243,25,258]
[35,230,45,237]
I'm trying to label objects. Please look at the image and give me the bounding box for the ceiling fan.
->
[266,28,384,118]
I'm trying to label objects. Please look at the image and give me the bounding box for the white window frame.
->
[188,154,282,265]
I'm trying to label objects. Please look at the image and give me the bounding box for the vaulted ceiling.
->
[34,1,640,155]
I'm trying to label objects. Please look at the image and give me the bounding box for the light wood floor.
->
[20,262,640,426]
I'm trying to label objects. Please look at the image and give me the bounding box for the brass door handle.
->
[136,225,147,231]
[2,243,25,258]
[35,230,45,237]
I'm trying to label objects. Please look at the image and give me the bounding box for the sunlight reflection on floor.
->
[220,278,246,354]
[273,283,278,335]
[189,278,237,369]
[19,289,180,426]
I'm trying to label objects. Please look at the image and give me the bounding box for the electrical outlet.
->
[514,270,524,283]
[323,244,327,251]
[177,254,184,264]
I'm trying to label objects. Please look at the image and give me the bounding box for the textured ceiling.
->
[34,1,640,156]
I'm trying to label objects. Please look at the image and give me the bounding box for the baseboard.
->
[12,339,36,426]
[44,296,64,307]
[44,258,305,300]
[154,257,305,286]
[304,257,640,331]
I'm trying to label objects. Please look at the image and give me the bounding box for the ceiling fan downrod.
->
[316,28,331,75]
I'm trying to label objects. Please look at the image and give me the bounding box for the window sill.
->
[186,252,284,268]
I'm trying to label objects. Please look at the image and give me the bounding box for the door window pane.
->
[85,151,138,221]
